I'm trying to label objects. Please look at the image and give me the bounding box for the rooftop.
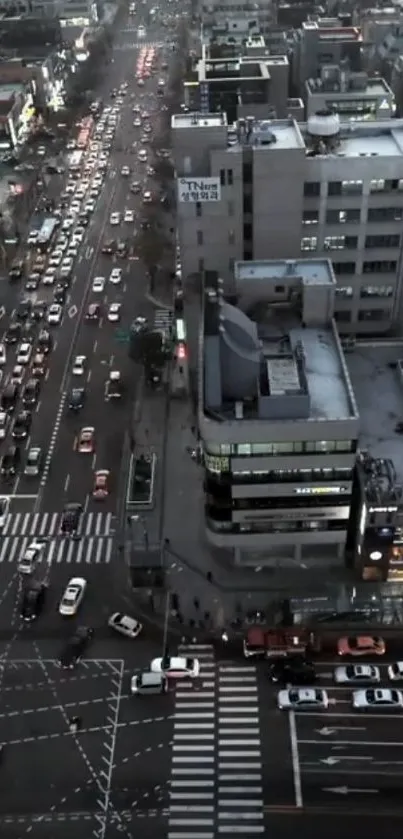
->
[172,112,227,129]
[226,118,305,151]
[202,259,357,425]
[346,344,403,492]
[306,76,392,98]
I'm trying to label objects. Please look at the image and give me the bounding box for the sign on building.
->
[177,177,221,203]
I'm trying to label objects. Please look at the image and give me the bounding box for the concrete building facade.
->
[305,69,395,120]
[199,259,359,567]
[173,111,403,335]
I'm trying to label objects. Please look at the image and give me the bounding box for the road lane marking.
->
[289,711,303,808]
[299,739,403,746]
[64,474,70,492]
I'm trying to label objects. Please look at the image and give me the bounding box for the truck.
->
[243,626,315,659]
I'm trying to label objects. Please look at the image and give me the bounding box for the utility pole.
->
[161,539,170,657]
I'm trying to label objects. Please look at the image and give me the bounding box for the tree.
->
[136,213,170,293]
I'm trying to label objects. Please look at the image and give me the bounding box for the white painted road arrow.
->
[316,727,366,736]
[323,786,378,795]
[68,305,78,318]
[320,756,373,765]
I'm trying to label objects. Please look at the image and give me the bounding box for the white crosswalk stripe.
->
[168,645,264,839]
[0,535,113,564]
[2,512,113,538]
[154,308,173,339]
[115,39,165,50]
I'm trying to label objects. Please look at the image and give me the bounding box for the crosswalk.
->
[115,39,164,50]
[2,512,113,538]
[168,644,264,839]
[0,513,115,565]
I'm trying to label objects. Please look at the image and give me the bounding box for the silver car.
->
[352,688,403,711]
[334,664,380,685]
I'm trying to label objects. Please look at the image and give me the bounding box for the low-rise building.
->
[291,18,363,96]
[199,258,359,568]
[305,68,394,120]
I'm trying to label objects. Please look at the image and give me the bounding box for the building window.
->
[228,229,235,245]
[358,309,390,322]
[274,285,285,293]
[198,257,204,272]
[197,230,204,246]
[329,180,363,196]
[220,169,225,186]
[332,261,356,275]
[367,207,403,222]
[363,260,397,274]
[335,286,353,298]
[365,234,400,249]
[227,169,233,186]
[304,181,320,197]
[360,285,394,298]
[243,194,252,213]
[302,210,319,225]
[301,236,317,252]
[370,178,385,193]
[328,181,342,196]
[196,202,202,217]
[228,200,234,216]
[334,310,352,323]
[324,235,358,250]
[326,209,360,224]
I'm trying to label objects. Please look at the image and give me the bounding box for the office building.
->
[199,258,359,567]
[172,110,403,335]
[200,0,275,37]
[291,18,363,96]
[305,67,394,120]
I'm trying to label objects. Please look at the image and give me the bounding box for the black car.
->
[9,259,24,281]
[58,626,94,668]
[4,323,21,344]
[12,411,32,440]
[101,239,116,255]
[116,241,128,258]
[22,379,40,407]
[68,388,85,411]
[1,445,20,477]
[20,582,47,622]
[268,656,316,686]
[85,303,101,322]
[61,502,82,534]
[53,284,67,304]
[25,273,40,291]
[36,329,53,355]
[15,300,32,321]
[78,213,90,227]
[1,383,19,413]
[31,302,46,321]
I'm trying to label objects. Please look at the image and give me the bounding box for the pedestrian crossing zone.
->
[168,643,264,839]
[0,513,115,565]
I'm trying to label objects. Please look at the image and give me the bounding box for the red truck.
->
[243,626,316,659]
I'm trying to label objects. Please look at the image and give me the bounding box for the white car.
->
[124,210,134,223]
[352,688,403,711]
[109,268,122,285]
[277,688,329,711]
[43,267,57,285]
[108,612,143,638]
[67,244,79,259]
[17,343,32,365]
[138,149,147,162]
[92,276,105,293]
[121,166,130,176]
[142,190,152,203]
[72,227,85,243]
[59,577,87,617]
[0,411,8,439]
[388,662,403,680]
[107,303,121,322]
[49,250,63,266]
[110,212,121,225]
[72,355,86,376]
[85,201,96,213]
[0,496,10,530]
[334,664,381,685]
[18,540,47,575]
[62,218,74,232]
[11,365,24,384]
[151,656,200,679]
[47,304,63,325]
[60,258,74,277]
[133,117,141,127]
[0,343,6,365]
[27,231,39,245]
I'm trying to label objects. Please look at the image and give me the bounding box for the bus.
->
[77,116,94,150]
[37,217,59,251]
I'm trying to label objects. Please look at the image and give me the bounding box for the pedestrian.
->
[204,610,210,623]
[206,571,213,584]
[193,597,200,610]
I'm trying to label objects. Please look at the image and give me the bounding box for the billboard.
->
[177,177,221,203]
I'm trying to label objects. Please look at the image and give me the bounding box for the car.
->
[142,190,152,203]
[105,370,123,400]
[60,259,74,278]
[31,302,46,321]
[17,539,47,575]
[130,181,141,194]
[43,267,57,285]
[337,636,386,657]
[107,303,121,323]
[108,612,142,638]
[59,577,87,616]
[124,209,134,223]
[110,212,121,225]
[0,411,8,439]
[133,117,142,127]
[92,469,110,499]
[47,304,63,325]
[17,342,32,365]
[12,411,31,440]
[49,250,63,267]
[61,502,82,534]
[388,662,403,680]
[0,343,6,365]
[277,687,329,711]
[32,353,46,378]
[268,656,316,685]
[150,656,200,679]
[72,227,85,243]
[36,330,53,355]
[1,445,20,476]
[92,276,105,293]
[143,123,152,134]
[22,379,40,407]
[20,582,47,622]
[25,273,40,291]
[0,495,9,530]
[101,239,116,255]
[11,364,24,385]
[68,387,85,411]
[72,355,86,376]
[109,268,122,284]
[58,626,94,668]
[116,241,128,258]
[353,687,403,711]
[85,303,101,322]
[1,382,19,413]
[334,664,381,685]
[76,427,95,454]
[4,323,21,344]
[24,446,43,477]
[53,284,67,305]
[138,149,147,162]
[121,166,130,176]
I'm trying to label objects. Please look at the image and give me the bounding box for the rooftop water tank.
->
[307,109,340,139]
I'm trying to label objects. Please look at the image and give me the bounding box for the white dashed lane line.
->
[0,715,174,747]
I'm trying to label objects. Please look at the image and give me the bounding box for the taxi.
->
[92,469,110,499]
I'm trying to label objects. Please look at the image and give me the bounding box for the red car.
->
[337,636,386,657]
[92,470,110,499]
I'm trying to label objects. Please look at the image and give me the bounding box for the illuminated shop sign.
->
[295,486,349,495]
[204,454,229,473]
[369,506,398,513]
